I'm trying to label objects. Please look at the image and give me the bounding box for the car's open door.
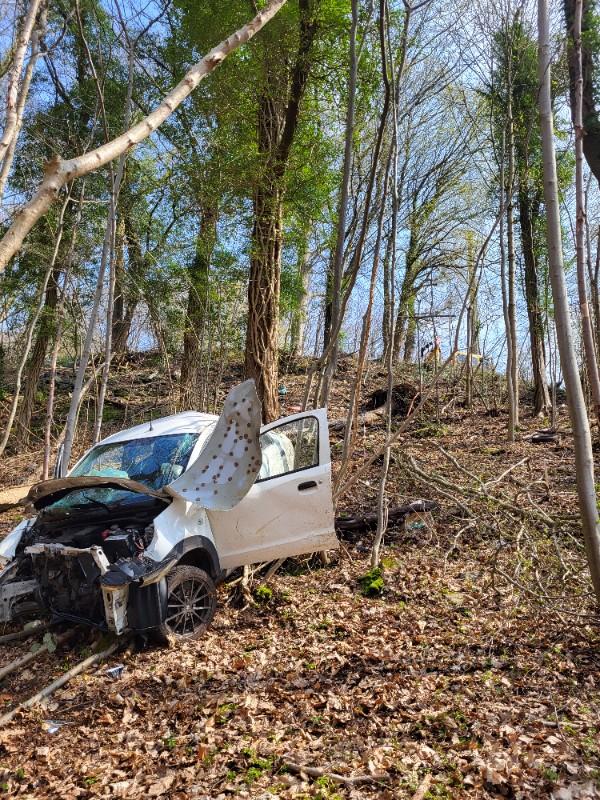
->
[207,409,338,569]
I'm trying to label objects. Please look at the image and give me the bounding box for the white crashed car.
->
[0,381,338,640]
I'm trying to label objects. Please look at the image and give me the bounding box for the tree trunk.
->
[110,215,130,354]
[181,204,217,405]
[538,0,600,603]
[506,94,519,439]
[245,0,318,422]
[17,266,60,445]
[289,240,312,358]
[0,0,42,166]
[519,187,550,415]
[0,3,46,202]
[564,0,600,187]
[571,0,600,430]
[246,166,284,422]
[319,0,358,404]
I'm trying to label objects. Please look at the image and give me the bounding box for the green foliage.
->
[359,567,385,596]
[254,584,274,604]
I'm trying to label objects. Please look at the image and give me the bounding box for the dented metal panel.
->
[165,380,262,511]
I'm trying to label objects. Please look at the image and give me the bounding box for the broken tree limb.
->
[0,620,53,644]
[0,627,76,682]
[282,758,389,787]
[411,774,432,800]
[335,501,438,534]
[0,0,287,274]
[0,637,123,727]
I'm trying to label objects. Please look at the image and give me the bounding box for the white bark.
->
[0,0,288,274]
[538,0,600,602]
[0,3,45,203]
[0,0,42,167]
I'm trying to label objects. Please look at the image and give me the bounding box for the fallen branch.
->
[283,758,389,787]
[411,773,432,800]
[0,627,76,682]
[333,352,455,502]
[0,636,124,726]
[0,620,53,644]
[335,501,438,534]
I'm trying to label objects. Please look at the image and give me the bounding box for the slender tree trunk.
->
[572,0,600,430]
[0,192,70,457]
[290,239,312,358]
[319,0,358,405]
[506,90,519,438]
[538,0,600,602]
[564,0,600,187]
[181,204,217,405]
[499,128,515,441]
[17,266,60,444]
[0,0,42,166]
[110,215,129,354]
[0,3,45,202]
[337,155,391,492]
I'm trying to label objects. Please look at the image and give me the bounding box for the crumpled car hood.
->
[26,380,263,513]
[166,379,262,510]
[26,476,169,510]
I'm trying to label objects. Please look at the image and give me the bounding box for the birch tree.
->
[538,0,600,602]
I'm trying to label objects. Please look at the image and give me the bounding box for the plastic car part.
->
[166,379,263,510]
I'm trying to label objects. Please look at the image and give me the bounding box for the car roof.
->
[98,411,219,446]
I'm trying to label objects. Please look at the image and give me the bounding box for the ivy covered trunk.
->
[519,188,550,415]
[246,170,284,422]
[244,0,317,422]
[181,205,218,406]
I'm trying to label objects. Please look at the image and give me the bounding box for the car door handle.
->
[298,480,317,491]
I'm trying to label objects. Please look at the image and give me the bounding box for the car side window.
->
[257,416,319,481]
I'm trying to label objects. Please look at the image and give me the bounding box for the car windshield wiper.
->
[75,494,113,513]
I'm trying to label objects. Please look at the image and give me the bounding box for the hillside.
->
[0,356,598,798]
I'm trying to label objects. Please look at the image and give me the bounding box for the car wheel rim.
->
[165,578,213,636]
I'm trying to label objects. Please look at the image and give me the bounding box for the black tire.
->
[156,565,217,642]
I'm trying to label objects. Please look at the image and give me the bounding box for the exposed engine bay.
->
[3,493,171,633]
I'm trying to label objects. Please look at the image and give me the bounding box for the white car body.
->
[0,381,338,637]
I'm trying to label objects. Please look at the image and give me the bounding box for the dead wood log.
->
[283,758,389,787]
[335,501,438,535]
[411,774,432,800]
[524,430,561,444]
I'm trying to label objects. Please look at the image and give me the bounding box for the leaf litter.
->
[0,362,598,797]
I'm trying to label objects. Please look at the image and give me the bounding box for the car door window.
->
[257,416,319,481]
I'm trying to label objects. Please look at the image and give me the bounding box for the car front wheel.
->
[158,565,217,641]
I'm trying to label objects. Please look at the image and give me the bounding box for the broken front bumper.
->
[25,544,175,635]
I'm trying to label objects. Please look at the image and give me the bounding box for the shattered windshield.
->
[71,433,199,489]
[43,433,200,513]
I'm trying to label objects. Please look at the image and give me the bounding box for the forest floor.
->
[0,354,599,799]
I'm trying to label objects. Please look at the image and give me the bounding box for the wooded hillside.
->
[1,0,600,797]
